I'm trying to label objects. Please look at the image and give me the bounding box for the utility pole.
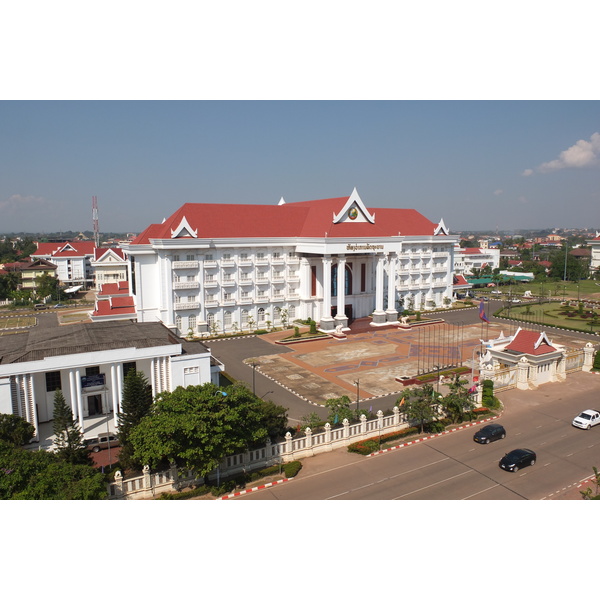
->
[92,196,99,247]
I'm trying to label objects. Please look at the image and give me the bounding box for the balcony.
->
[221,259,236,267]
[222,298,236,306]
[174,302,200,311]
[432,252,447,258]
[173,281,200,290]
[173,260,199,269]
[239,297,253,304]
[287,293,300,299]
[239,278,253,286]
[255,296,270,303]
[204,280,218,288]
[203,260,218,268]
[221,279,236,287]
[205,300,219,308]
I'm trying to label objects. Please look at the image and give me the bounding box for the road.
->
[235,371,600,499]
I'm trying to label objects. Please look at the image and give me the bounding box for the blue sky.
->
[1,100,598,234]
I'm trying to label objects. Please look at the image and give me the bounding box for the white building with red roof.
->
[123,189,458,336]
[453,239,500,276]
[590,233,600,276]
[90,247,128,291]
[32,240,96,289]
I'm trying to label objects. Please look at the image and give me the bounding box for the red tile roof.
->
[91,296,136,317]
[131,196,438,244]
[34,241,96,257]
[94,247,125,260]
[504,329,557,356]
[98,281,130,296]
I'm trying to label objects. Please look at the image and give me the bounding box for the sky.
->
[1,100,599,235]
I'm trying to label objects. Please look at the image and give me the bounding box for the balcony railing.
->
[173,281,200,290]
[173,260,199,269]
[174,302,200,310]
[203,260,218,268]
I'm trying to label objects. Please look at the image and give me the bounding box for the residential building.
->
[0,320,223,439]
[590,234,600,276]
[123,189,458,336]
[90,247,128,290]
[32,240,96,290]
[19,258,58,292]
[454,240,500,277]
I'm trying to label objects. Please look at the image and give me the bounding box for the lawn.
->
[0,316,36,329]
[496,301,600,333]
[482,279,600,302]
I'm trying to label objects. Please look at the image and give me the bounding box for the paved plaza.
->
[245,316,590,405]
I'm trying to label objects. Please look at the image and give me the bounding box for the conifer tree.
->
[117,370,154,470]
[52,389,89,465]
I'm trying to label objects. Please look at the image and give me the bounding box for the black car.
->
[499,448,536,472]
[473,423,506,444]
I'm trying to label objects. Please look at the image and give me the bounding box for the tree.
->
[117,370,154,470]
[0,441,106,500]
[129,383,269,476]
[52,389,90,465]
[35,272,59,300]
[0,414,35,446]
[325,395,354,425]
[396,384,440,433]
[593,348,600,372]
[255,400,288,441]
[440,375,476,423]
[579,467,600,500]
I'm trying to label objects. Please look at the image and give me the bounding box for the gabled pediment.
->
[434,218,449,236]
[171,216,198,239]
[333,188,375,224]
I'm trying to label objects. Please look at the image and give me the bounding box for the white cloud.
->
[0,194,48,214]
[522,168,533,177]
[525,132,600,175]
[493,189,503,196]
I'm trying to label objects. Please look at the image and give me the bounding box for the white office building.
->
[124,189,459,336]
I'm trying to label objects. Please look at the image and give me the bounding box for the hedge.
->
[348,427,420,455]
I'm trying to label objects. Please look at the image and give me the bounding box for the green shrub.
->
[309,319,317,335]
[294,326,300,338]
[254,329,268,335]
[283,461,302,478]
[348,426,420,454]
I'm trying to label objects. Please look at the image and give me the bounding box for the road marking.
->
[462,483,501,499]
[392,470,471,499]
[325,457,451,499]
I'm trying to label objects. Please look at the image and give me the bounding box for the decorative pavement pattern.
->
[246,318,587,406]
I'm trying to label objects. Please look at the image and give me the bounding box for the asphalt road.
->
[236,370,600,500]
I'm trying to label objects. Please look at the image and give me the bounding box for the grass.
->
[0,316,36,329]
[480,279,600,301]
[496,301,600,333]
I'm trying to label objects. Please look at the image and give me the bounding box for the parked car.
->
[85,432,119,453]
[53,303,67,308]
[473,423,506,444]
[34,304,47,310]
[572,409,600,430]
[499,448,536,472]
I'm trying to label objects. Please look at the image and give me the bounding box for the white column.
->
[319,256,335,331]
[385,253,399,323]
[110,363,119,417]
[370,254,387,326]
[150,357,157,398]
[117,363,124,411]
[75,368,84,431]
[69,369,78,420]
[336,256,346,317]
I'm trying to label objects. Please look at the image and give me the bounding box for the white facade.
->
[453,241,501,276]
[124,191,459,335]
[90,248,129,290]
[0,321,223,439]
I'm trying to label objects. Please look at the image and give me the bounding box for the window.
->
[123,362,136,377]
[273,252,281,260]
[205,254,213,261]
[258,307,266,322]
[241,290,250,299]
[45,371,62,392]
[176,315,182,330]
[241,309,249,325]
[207,313,215,327]
[205,273,214,282]
[189,315,197,330]
[224,311,232,326]
[188,295,197,303]
[173,255,180,262]
[223,292,233,302]
[240,252,248,261]
[288,251,297,259]
[187,275,195,282]
[289,305,296,319]
[257,252,265,261]
[223,253,231,260]
[174,274,181,283]
[186,254,195,261]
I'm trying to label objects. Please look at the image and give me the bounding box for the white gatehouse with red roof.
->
[124,189,458,336]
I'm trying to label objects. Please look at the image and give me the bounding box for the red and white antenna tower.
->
[92,196,99,247]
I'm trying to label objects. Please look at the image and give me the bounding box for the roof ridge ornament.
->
[434,218,449,236]
[171,216,198,239]
[332,188,375,224]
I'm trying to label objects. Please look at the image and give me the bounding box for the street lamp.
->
[251,362,257,395]
[354,379,360,414]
